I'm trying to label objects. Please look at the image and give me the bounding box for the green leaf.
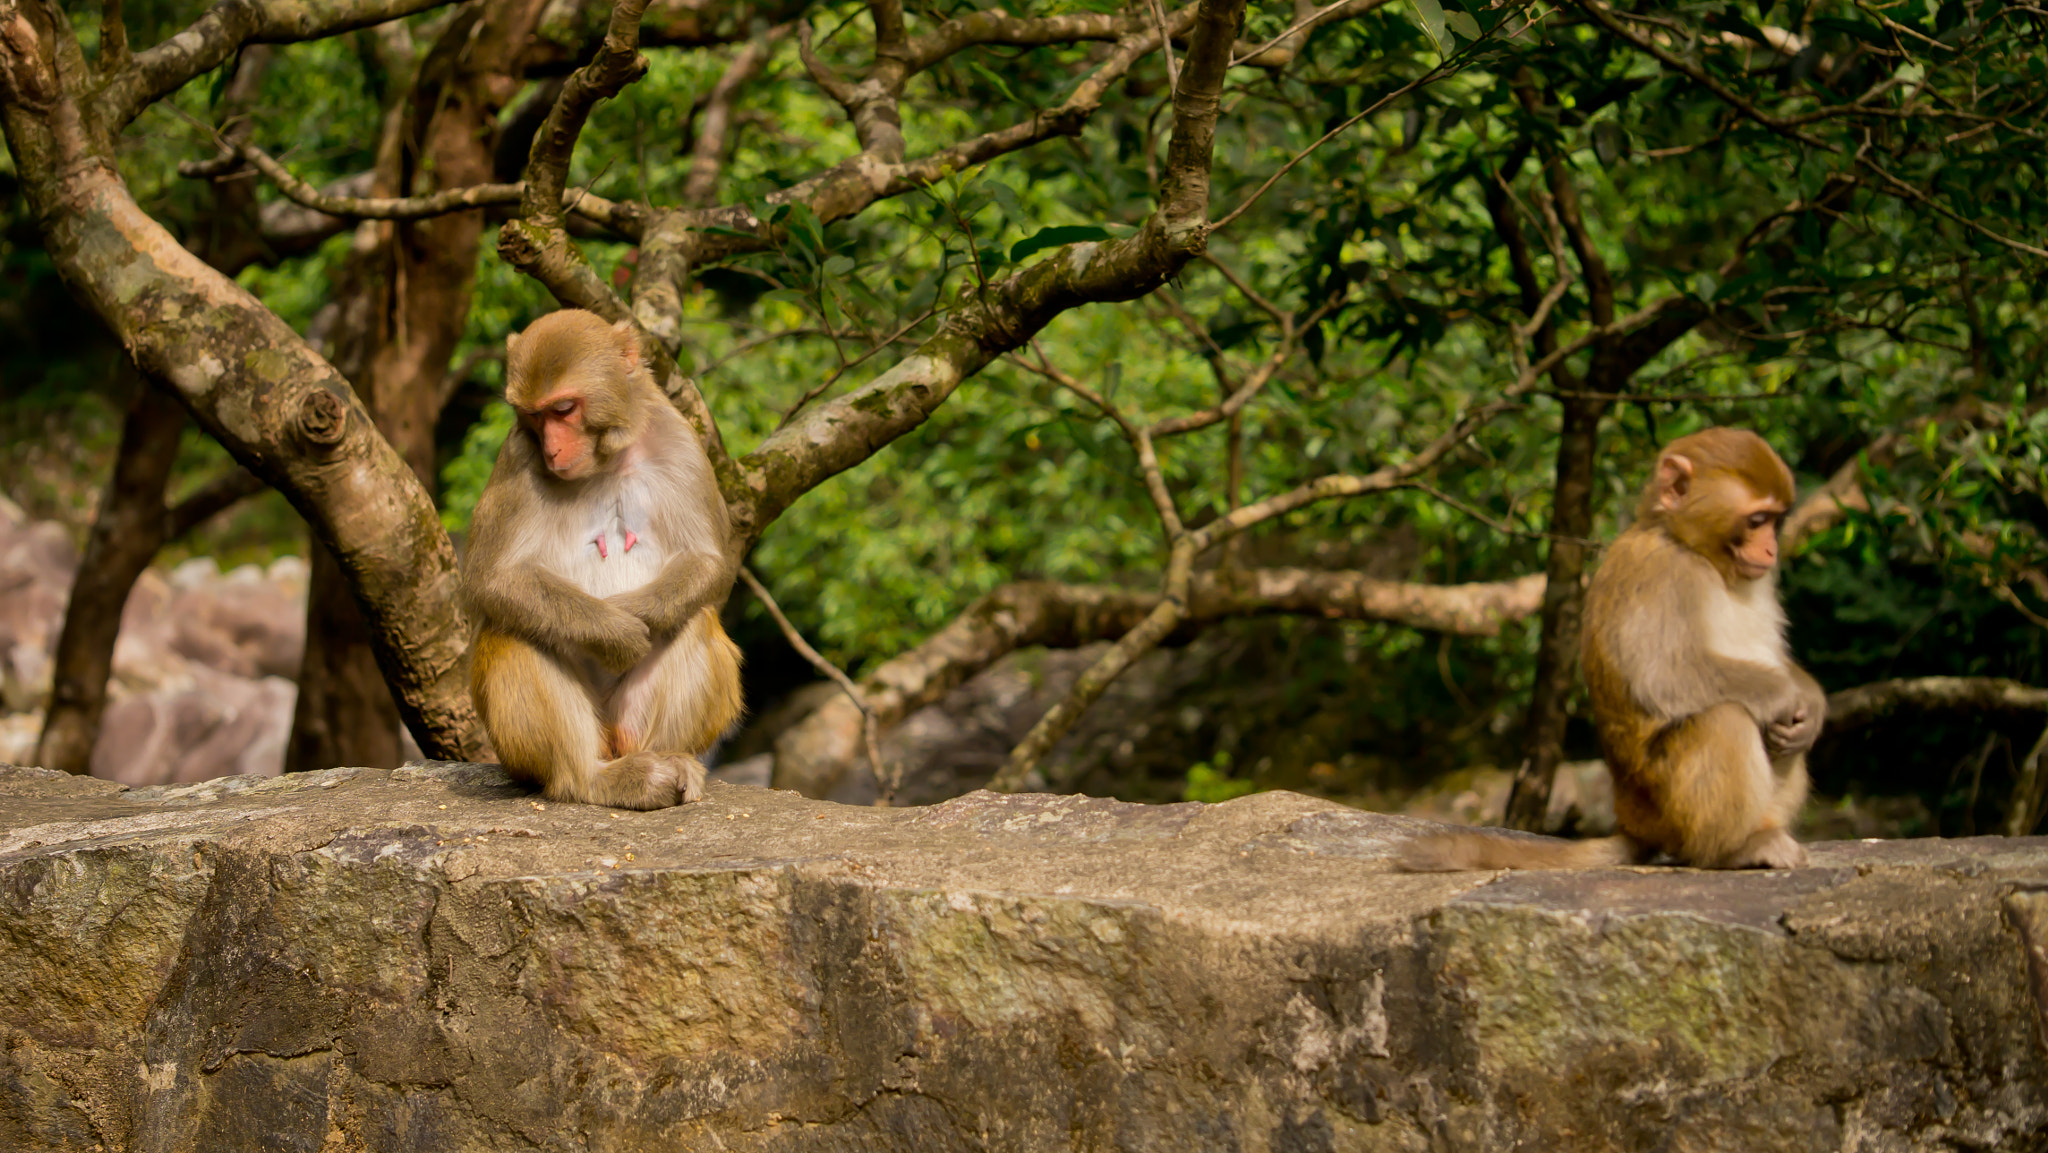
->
[969,61,1024,107]
[784,203,825,255]
[1445,8,1481,40]
[987,181,1028,225]
[1409,0,1449,55]
[1010,225,1115,264]
[822,255,856,278]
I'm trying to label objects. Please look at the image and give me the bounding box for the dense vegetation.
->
[2,0,2044,830]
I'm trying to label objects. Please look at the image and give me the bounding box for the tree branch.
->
[498,0,652,312]
[107,0,459,130]
[774,570,1546,797]
[740,567,897,803]
[1827,677,2048,735]
[183,140,636,232]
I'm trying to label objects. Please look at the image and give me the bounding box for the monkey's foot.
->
[589,752,698,810]
[1728,827,1807,870]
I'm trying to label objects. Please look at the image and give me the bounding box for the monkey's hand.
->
[1764,705,1821,758]
[583,608,653,673]
[607,587,675,634]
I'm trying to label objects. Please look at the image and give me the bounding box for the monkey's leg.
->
[1765,751,1811,833]
[611,607,743,766]
[1651,702,1804,869]
[587,751,695,810]
[471,631,610,803]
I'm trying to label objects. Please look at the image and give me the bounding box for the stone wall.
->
[3,762,2046,1151]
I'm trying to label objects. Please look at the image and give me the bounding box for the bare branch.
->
[108,0,459,129]
[499,0,654,313]
[181,139,637,231]
[683,27,787,207]
[899,5,1152,71]
[1232,0,1398,67]
[729,0,1234,544]
[165,466,266,541]
[1827,676,2048,734]
[774,569,1546,797]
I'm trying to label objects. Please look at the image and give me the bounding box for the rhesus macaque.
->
[461,310,742,809]
[1401,428,1825,870]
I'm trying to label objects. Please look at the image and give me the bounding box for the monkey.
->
[460,309,743,809]
[1400,427,1826,871]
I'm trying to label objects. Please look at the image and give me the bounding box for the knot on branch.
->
[0,10,58,109]
[296,389,348,449]
[1163,217,1211,260]
[496,220,544,270]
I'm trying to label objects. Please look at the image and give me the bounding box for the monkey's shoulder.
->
[1589,527,1719,603]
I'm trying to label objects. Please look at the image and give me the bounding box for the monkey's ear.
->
[505,330,521,358]
[610,319,642,371]
[1657,453,1694,509]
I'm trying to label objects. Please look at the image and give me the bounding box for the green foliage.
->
[1183,752,1261,803]
[8,0,2047,803]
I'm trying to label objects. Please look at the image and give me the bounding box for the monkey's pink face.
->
[1727,499,1785,580]
[521,393,596,480]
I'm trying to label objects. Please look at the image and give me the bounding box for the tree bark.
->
[34,372,182,774]
[0,4,483,760]
[1504,396,1606,830]
[286,1,548,771]
[33,46,280,776]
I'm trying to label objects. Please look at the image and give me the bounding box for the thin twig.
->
[1213,38,1479,232]
[738,567,899,803]
[777,306,939,429]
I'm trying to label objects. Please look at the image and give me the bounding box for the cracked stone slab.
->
[2,762,2047,1151]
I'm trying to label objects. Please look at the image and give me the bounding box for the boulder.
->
[0,502,306,785]
[2,763,2046,1151]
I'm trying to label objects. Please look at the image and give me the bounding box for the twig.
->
[738,567,900,803]
[777,307,938,429]
[1213,36,1479,232]
[1147,0,1181,95]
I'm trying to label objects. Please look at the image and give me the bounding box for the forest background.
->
[1,0,2044,837]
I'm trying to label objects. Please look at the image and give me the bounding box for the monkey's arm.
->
[1765,661,1827,756]
[466,563,652,672]
[608,548,735,636]
[1608,553,1807,725]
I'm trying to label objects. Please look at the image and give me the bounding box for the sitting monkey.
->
[461,310,742,809]
[1401,427,1825,870]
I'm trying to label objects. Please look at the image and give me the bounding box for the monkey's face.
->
[520,394,597,480]
[1676,474,1785,583]
[1724,499,1785,580]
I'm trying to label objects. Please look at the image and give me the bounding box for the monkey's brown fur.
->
[1400,428,1825,871]
[462,310,742,809]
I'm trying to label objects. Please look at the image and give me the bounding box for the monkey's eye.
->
[1747,512,1774,530]
[551,400,577,417]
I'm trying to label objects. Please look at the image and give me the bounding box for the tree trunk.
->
[1505,397,1607,830]
[285,2,547,771]
[286,542,405,773]
[33,46,280,777]
[34,373,182,774]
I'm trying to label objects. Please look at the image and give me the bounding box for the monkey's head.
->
[504,310,652,482]
[1639,427,1796,585]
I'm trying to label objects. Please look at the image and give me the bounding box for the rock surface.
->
[4,762,2048,1151]
[0,496,307,784]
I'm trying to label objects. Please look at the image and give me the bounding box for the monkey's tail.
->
[1394,829,1645,872]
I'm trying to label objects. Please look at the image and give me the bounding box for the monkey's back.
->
[1581,525,1714,843]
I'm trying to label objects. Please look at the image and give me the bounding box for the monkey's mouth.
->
[1732,557,1773,580]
